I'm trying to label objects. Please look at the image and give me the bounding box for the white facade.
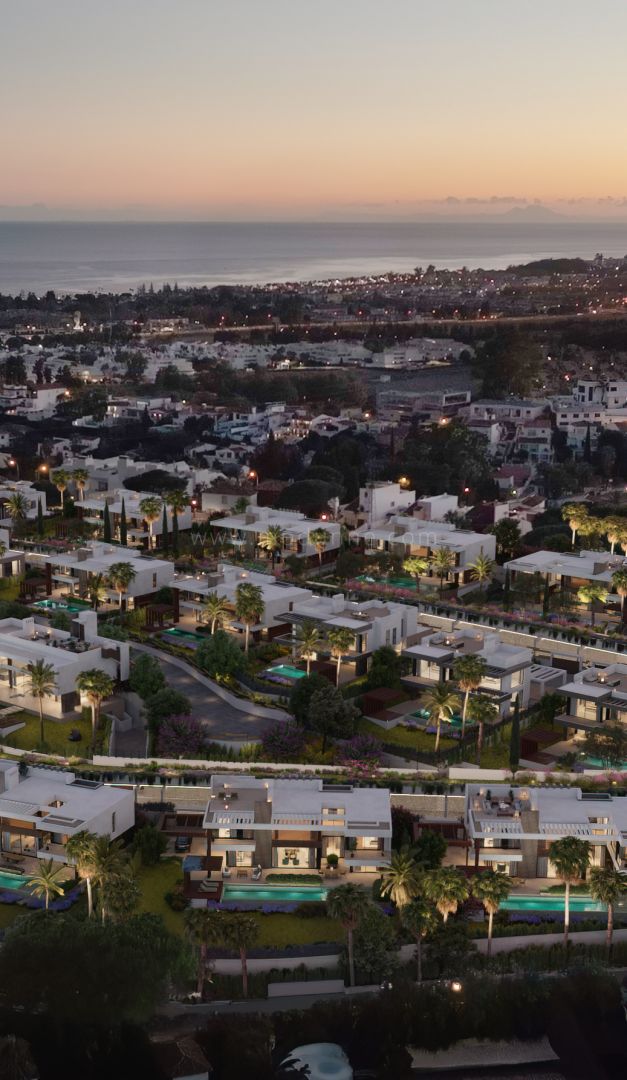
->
[171,564,313,634]
[203,774,392,873]
[27,542,175,605]
[354,516,496,582]
[0,761,134,865]
[80,491,192,545]
[212,507,342,562]
[356,482,416,528]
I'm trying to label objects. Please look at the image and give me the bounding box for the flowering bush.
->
[338,734,382,767]
[260,721,306,762]
[157,714,208,758]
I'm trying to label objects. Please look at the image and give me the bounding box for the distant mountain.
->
[499,204,568,222]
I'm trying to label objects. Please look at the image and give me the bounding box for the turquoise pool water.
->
[34,598,88,613]
[163,627,203,642]
[222,885,327,902]
[0,870,28,891]
[582,756,627,771]
[266,664,306,680]
[502,895,605,913]
[358,574,417,590]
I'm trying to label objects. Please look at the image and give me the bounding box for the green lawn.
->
[359,717,456,753]
[135,858,343,946]
[2,711,92,756]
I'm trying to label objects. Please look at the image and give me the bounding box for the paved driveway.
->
[131,647,277,741]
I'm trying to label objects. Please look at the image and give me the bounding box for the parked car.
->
[174,836,191,853]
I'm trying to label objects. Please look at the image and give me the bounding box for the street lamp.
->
[8,458,20,481]
[248,470,258,488]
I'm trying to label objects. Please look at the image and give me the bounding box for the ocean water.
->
[2,220,627,295]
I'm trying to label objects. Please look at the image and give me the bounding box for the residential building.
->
[556,663,627,736]
[0,612,128,716]
[466,399,550,422]
[170,564,312,640]
[504,549,622,593]
[26,542,175,607]
[202,774,392,873]
[350,482,416,528]
[403,628,532,716]
[212,507,342,564]
[353,517,496,585]
[465,783,626,876]
[279,591,419,679]
[79,491,192,547]
[0,761,134,864]
[0,482,48,523]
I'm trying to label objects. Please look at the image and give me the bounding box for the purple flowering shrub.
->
[157,714,208,758]
[260,721,306,762]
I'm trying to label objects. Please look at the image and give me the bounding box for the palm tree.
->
[549,835,591,947]
[89,835,128,925]
[471,870,512,957]
[72,468,89,502]
[326,626,354,687]
[139,496,162,550]
[164,489,189,554]
[184,908,225,997]
[101,869,140,922]
[467,694,499,766]
[604,516,623,555]
[400,899,438,982]
[28,859,64,911]
[108,561,136,611]
[234,582,264,654]
[611,568,627,627]
[295,620,320,675]
[588,866,627,951]
[431,547,455,596]
[422,867,469,924]
[203,593,231,634]
[402,555,429,588]
[309,527,332,566]
[469,552,494,593]
[380,848,422,909]
[257,525,286,568]
[26,659,56,745]
[66,830,97,918]
[561,502,589,548]
[51,469,70,514]
[577,583,607,628]
[422,683,460,753]
[76,669,115,751]
[5,492,28,522]
[453,655,487,740]
[223,913,259,998]
[327,883,371,988]
[88,572,108,610]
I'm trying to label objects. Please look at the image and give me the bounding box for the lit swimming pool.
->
[265,664,307,682]
[222,885,327,902]
[357,574,417,590]
[581,756,627,771]
[33,598,89,614]
[163,627,204,642]
[0,870,29,891]
[502,894,606,913]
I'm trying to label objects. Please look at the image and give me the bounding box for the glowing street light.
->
[8,458,20,480]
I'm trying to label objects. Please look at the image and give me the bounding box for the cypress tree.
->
[542,574,550,618]
[503,567,511,610]
[103,502,112,542]
[172,508,179,556]
[161,504,168,551]
[583,423,592,463]
[36,498,44,538]
[509,699,521,773]
[119,498,127,547]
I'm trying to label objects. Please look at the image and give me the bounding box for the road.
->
[130,646,277,742]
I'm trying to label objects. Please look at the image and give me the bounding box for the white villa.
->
[465,783,627,876]
[26,542,175,608]
[212,507,342,564]
[504,549,623,594]
[402,628,533,717]
[79,491,193,547]
[353,516,496,586]
[0,761,134,865]
[0,612,128,717]
[201,774,392,875]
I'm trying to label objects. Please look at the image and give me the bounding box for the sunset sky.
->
[3,0,627,220]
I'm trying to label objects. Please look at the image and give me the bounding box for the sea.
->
[2,220,627,296]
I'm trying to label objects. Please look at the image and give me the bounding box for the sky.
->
[2,0,627,220]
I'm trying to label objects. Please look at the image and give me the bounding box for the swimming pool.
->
[501,894,606,913]
[34,598,89,614]
[357,574,417,590]
[265,664,307,682]
[581,756,627,771]
[0,870,29,891]
[163,627,204,642]
[222,885,327,902]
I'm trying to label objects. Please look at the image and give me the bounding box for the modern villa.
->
[0,760,134,865]
[26,542,174,607]
[211,506,342,564]
[556,663,627,736]
[170,563,313,638]
[353,516,496,585]
[201,774,392,875]
[402,628,533,717]
[465,783,627,876]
